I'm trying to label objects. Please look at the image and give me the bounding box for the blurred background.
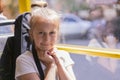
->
[1,0,120,80]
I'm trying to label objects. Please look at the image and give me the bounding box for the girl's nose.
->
[44,34,49,41]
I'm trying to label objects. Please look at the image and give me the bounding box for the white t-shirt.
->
[15,49,74,79]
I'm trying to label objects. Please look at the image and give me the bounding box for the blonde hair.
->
[30,1,60,30]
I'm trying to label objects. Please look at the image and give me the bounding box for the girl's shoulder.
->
[16,51,33,61]
[56,49,71,58]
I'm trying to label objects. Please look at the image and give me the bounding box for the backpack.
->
[0,12,31,80]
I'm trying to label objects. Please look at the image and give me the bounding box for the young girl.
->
[15,2,76,80]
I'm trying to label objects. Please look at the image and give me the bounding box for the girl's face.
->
[31,21,58,51]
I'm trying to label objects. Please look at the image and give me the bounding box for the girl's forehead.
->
[35,20,58,28]
[33,22,58,30]
[35,21,56,27]
[30,16,59,30]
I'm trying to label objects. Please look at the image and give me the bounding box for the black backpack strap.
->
[32,44,44,80]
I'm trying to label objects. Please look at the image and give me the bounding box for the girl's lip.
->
[41,43,49,46]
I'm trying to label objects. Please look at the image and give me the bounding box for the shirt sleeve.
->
[58,50,74,67]
[15,52,38,79]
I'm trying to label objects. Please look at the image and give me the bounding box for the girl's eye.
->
[50,31,56,35]
[39,32,44,35]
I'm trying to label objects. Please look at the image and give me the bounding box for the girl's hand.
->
[49,50,60,65]
[38,48,60,67]
[39,50,55,67]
